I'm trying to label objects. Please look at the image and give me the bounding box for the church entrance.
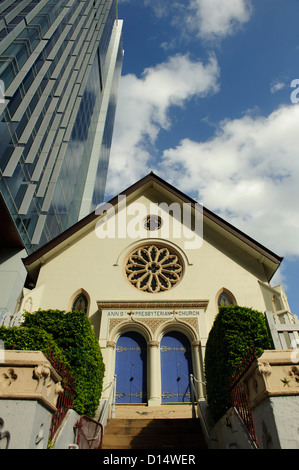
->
[115,332,147,403]
[160,331,192,403]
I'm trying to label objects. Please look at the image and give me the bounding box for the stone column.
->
[0,350,63,449]
[191,340,205,399]
[147,341,161,406]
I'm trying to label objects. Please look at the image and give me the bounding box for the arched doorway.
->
[160,331,192,403]
[115,332,147,404]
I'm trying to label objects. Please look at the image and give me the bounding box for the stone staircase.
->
[101,405,208,450]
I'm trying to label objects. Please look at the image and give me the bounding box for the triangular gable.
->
[23,172,283,282]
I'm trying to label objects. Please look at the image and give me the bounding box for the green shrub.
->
[204,305,272,422]
[0,310,105,417]
[0,325,67,364]
[22,310,105,417]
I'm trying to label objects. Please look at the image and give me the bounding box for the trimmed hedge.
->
[0,310,105,417]
[204,305,272,422]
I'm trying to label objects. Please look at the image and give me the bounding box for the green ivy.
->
[0,310,105,417]
[204,305,272,422]
[0,325,67,363]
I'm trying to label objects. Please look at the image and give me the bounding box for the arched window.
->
[217,289,236,308]
[72,293,88,314]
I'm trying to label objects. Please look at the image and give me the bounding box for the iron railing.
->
[229,348,258,447]
[46,350,76,442]
[75,415,103,449]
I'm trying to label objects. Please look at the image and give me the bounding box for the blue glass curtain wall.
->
[0,0,122,252]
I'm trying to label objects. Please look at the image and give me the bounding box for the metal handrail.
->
[98,374,117,428]
[190,374,215,443]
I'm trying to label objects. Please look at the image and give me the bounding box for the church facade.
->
[19,173,288,407]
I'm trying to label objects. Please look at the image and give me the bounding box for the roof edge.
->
[23,171,283,267]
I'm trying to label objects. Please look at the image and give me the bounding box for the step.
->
[104,418,203,434]
[102,418,207,450]
[114,404,193,420]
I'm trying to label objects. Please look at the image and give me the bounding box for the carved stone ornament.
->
[33,364,52,395]
[125,244,183,293]
[0,351,64,412]
[0,418,10,449]
[257,361,272,378]
[240,350,299,410]
[2,368,18,387]
[148,341,160,348]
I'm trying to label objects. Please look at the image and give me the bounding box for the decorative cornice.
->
[97,300,209,311]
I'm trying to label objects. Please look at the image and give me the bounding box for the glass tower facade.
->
[0,0,123,253]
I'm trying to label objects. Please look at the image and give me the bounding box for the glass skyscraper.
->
[0,0,123,252]
[0,0,123,315]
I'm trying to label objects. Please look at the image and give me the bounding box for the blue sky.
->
[107,0,299,315]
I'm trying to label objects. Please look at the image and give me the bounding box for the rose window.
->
[125,244,183,293]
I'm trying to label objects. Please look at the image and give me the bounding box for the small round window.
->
[125,244,183,293]
[143,215,163,231]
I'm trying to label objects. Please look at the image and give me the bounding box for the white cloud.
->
[123,0,253,42]
[157,105,299,257]
[145,0,253,41]
[106,53,220,196]
[270,81,286,94]
[186,0,253,40]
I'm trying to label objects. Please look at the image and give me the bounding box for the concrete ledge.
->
[0,350,63,412]
[240,350,299,410]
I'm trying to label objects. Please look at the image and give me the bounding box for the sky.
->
[106,0,299,316]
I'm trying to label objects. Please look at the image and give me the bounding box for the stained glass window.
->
[72,293,88,313]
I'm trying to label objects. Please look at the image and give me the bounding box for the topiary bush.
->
[204,305,272,422]
[21,310,105,417]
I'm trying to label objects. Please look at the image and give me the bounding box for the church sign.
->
[105,309,202,317]
[97,301,209,319]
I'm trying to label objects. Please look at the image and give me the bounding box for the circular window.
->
[125,244,183,293]
[143,215,163,231]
